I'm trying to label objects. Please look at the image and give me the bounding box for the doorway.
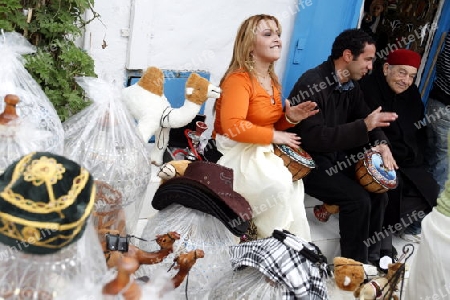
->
[360,0,448,99]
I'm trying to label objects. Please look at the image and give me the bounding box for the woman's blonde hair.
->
[220,14,282,88]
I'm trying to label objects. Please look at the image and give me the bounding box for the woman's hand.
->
[272,131,301,149]
[372,143,398,170]
[284,100,319,124]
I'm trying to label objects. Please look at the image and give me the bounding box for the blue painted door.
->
[282,0,364,98]
[419,0,450,103]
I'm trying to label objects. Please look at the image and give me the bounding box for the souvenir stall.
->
[136,161,252,299]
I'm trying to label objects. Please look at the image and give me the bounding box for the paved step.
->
[305,194,341,262]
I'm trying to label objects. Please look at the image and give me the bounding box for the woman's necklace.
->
[256,73,275,105]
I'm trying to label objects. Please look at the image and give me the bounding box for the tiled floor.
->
[304,194,417,264]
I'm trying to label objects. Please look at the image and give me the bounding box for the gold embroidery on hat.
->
[0,185,96,249]
[0,154,90,217]
[22,226,41,241]
[23,156,65,186]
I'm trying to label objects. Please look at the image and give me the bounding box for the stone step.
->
[305,194,341,262]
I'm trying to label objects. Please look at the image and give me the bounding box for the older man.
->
[359,49,439,249]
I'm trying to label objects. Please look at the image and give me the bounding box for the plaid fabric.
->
[229,232,329,300]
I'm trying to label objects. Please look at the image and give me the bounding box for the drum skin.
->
[273,144,316,181]
[355,150,398,193]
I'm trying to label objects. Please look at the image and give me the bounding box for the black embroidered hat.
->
[152,161,252,236]
[0,152,96,254]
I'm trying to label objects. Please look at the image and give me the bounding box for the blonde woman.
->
[213,14,318,240]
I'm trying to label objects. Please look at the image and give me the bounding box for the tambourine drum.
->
[355,150,398,193]
[273,144,316,181]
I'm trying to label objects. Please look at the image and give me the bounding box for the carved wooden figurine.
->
[172,249,205,288]
[103,256,142,300]
[0,94,19,125]
[103,232,181,269]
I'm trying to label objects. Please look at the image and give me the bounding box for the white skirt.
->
[404,207,450,299]
[216,134,311,241]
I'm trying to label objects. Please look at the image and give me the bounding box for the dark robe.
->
[359,66,439,225]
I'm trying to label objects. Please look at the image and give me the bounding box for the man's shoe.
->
[313,204,332,222]
[369,255,392,274]
[380,246,398,262]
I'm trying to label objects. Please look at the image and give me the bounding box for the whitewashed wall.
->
[83,0,306,130]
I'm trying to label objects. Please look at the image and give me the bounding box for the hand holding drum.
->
[355,149,398,193]
[371,143,398,171]
[272,131,301,149]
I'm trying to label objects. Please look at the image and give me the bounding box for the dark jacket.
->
[359,66,439,208]
[287,57,388,167]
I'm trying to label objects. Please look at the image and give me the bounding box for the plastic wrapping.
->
[139,269,178,300]
[208,267,290,299]
[63,77,152,237]
[136,204,238,299]
[60,268,178,300]
[0,219,108,300]
[0,31,64,161]
[0,95,54,174]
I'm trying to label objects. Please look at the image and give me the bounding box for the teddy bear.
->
[157,159,191,183]
[333,256,365,292]
[353,262,405,300]
[121,66,221,166]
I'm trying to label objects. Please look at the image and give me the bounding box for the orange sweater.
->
[213,71,293,144]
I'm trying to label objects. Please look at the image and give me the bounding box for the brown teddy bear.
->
[333,256,365,292]
[353,262,405,300]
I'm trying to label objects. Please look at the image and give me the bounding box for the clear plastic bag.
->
[61,268,178,300]
[208,267,290,299]
[0,115,53,174]
[136,204,237,299]
[0,31,64,162]
[63,77,152,237]
[0,219,108,300]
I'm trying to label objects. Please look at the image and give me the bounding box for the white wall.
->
[83,0,302,131]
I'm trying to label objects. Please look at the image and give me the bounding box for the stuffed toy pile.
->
[121,66,221,166]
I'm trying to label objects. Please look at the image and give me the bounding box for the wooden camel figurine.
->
[171,249,205,288]
[103,231,181,269]
[103,249,205,299]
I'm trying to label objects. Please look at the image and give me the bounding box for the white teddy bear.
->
[121,66,221,166]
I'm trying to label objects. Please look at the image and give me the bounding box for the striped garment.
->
[435,33,450,97]
[228,230,329,300]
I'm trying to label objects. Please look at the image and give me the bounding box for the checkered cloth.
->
[229,231,329,300]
